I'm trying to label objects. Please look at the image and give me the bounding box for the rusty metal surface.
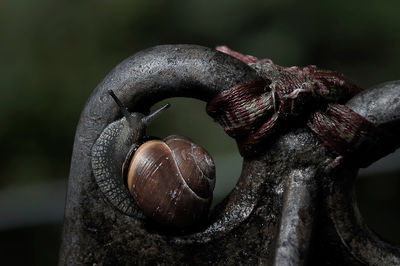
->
[59,45,400,265]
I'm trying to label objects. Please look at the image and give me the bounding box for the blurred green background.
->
[1,0,400,265]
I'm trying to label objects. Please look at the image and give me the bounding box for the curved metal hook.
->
[326,81,400,265]
[60,45,262,264]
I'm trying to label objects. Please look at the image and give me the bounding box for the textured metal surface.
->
[346,80,400,130]
[60,45,400,265]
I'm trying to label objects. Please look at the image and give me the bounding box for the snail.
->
[91,90,216,228]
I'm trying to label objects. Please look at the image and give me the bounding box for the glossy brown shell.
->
[126,135,216,228]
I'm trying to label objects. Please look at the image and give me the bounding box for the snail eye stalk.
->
[108,89,132,121]
[142,103,170,126]
[108,89,170,127]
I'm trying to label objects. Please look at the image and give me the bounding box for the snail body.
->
[91,90,216,228]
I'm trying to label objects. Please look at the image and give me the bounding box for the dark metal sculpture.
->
[59,45,400,265]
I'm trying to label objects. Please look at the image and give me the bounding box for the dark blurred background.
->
[1,0,399,265]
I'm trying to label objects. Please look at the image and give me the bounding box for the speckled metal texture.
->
[60,45,400,265]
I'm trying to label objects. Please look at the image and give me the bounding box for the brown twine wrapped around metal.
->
[207,47,397,164]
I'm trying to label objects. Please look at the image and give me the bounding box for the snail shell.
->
[126,135,216,228]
